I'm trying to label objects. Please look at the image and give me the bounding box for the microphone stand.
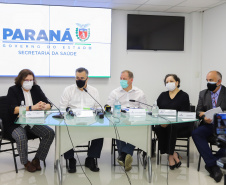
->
[129,99,153,108]
[83,88,104,110]
[129,99,152,115]
[83,88,104,118]
[47,98,64,119]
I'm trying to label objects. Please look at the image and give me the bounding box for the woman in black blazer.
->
[7,69,55,172]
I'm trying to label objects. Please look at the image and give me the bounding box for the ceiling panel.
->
[0,0,226,13]
[166,6,203,13]
[136,4,170,12]
[146,0,186,6]
[179,0,225,7]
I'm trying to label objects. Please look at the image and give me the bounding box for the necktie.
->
[212,93,218,108]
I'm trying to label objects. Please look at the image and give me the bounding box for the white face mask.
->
[22,81,33,91]
[166,82,176,92]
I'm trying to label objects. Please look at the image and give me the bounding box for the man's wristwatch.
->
[201,115,205,120]
[29,106,32,111]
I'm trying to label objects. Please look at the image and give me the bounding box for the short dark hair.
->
[121,70,134,79]
[15,69,37,86]
[164,74,180,88]
[214,71,222,80]
[75,67,89,76]
[217,71,222,80]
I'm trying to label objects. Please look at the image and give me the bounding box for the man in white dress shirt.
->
[60,67,103,173]
[107,70,147,171]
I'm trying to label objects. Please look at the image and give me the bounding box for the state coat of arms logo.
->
[76,23,90,42]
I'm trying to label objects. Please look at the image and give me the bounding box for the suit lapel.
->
[206,90,212,109]
[18,86,25,103]
[217,85,225,107]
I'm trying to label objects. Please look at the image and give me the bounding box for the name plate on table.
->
[76,110,94,117]
[26,111,44,117]
[178,111,196,119]
[128,109,146,116]
[158,109,177,116]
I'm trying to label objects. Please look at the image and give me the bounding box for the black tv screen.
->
[127,14,185,51]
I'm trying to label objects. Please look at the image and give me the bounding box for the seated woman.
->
[154,74,190,170]
[7,69,55,172]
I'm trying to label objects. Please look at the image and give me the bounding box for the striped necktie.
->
[212,92,218,108]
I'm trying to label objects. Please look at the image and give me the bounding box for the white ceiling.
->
[0,0,226,13]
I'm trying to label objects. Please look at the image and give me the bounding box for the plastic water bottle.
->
[19,101,26,117]
[113,99,121,118]
[152,101,159,117]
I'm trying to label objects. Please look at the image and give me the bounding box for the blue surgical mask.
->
[120,80,129,89]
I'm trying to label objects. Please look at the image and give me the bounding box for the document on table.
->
[76,110,94,117]
[204,107,222,120]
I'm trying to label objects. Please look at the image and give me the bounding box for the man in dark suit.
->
[192,71,225,182]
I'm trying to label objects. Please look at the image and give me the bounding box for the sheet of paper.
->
[76,110,94,117]
[204,107,222,120]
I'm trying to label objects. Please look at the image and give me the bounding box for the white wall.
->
[202,3,226,88]
[0,9,203,107]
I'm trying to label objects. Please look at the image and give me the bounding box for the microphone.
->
[104,104,111,112]
[129,99,152,115]
[66,107,74,116]
[83,88,104,119]
[46,98,64,119]
[129,99,153,108]
[95,108,104,119]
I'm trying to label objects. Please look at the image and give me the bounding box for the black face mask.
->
[76,79,87,88]
[207,82,218,92]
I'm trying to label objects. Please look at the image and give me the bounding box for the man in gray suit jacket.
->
[192,71,225,182]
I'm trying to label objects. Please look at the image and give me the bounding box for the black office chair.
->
[174,123,195,168]
[156,105,196,167]
[156,122,195,167]
[0,96,46,173]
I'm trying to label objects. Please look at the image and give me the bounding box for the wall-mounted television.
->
[0,3,111,77]
[127,14,185,51]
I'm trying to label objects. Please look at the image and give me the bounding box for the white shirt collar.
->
[120,85,136,92]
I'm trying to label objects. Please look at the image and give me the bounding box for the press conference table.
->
[15,111,197,185]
